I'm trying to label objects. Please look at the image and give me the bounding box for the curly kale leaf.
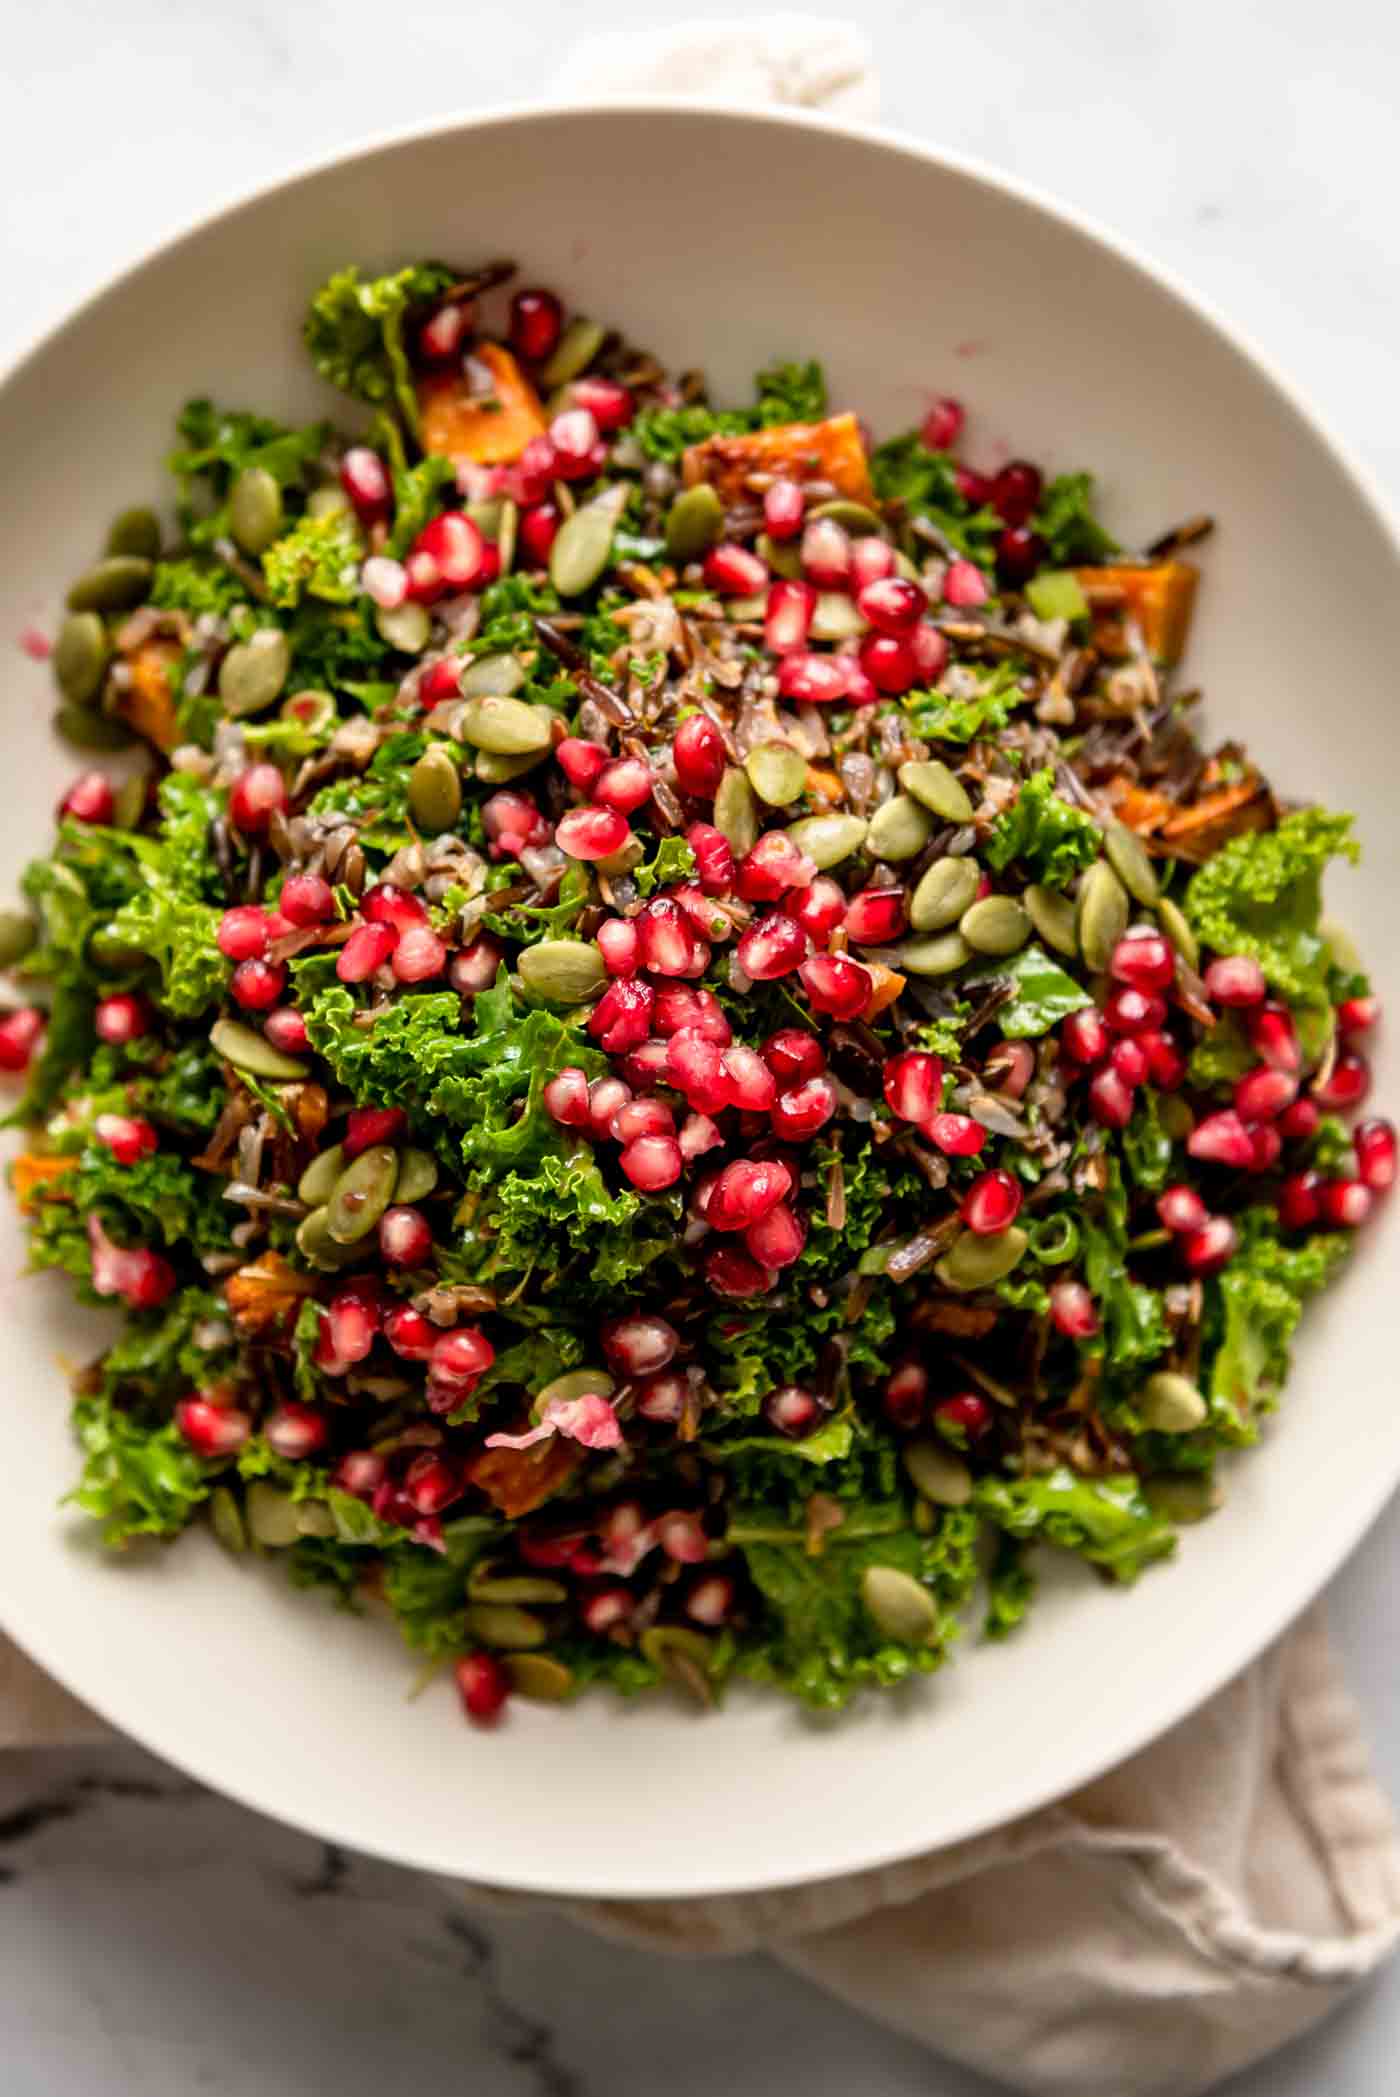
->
[169,399,328,549]
[303,263,458,430]
[984,769,1101,888]
[262,510,362,608]
[754,359,827,426]
[870,433,1001,566]
[1204,1208,1350,1437]
[974,1466,1174,1583]
[1184,809,1358,1010]
[69,1397,210,1546]
[1030,472,1118,564]
[904,661,1027,744]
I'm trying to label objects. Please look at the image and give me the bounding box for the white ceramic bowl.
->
[1,102,1396,1898]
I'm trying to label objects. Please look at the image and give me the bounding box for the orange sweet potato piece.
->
[1076,561,1199,664]
[465,1435,583,1519]
[863,963,906,1019]
[115,639,180,752]
[1108,782,1174,836]
[224,1251,315,1339]
[683,413,874,506]
[417,342,547,464]
[8,1153,76,1213]
[1159,780,1271,855]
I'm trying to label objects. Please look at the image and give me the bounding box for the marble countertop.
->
[4,3,1400,2090]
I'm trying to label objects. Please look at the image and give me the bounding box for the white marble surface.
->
[4,2,1400,2091]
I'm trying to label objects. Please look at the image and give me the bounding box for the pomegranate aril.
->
[1249,1124,1283,1173]
[587,1075,632,1139]
[518,500,561,568]
[745,1200,806,1269]
[361,554,407,609]
[94,1112,158,1166]
[763,1384,822,1436]
[943,559,989,609]
[961,1169,1023,1236]
[1141,1031,1187,1090]
[685,820,734,895]
[686,1574,734,1627]
[936,1393,991,1443]
[413,510,486,589]
[1278,1096,1320,1145]
[345,1106,406,1157]
[858,632,917,697]
[709,1157,793,1232]
[955,465,992,506]
[738,913,810,981]
[786,875,847,941]
[1061,1007,1111,1065]
[333,1449,387,1498]
[228,763,286,836]
[59,770,115,825]
[508,434,559,507]
[596,917,638,977]
[884,1050,944,1124]
[1109,1038,1148,1087]
[671,720,728,808]
[384,1305,438,1360]
[777,652,849,705]
[324,1290,379,1367]
[858,575,926,635]
[417,655,465,709]
[800,517,851,588]
[1319,1179,1373,1229]
[278,872,336,927]
[1248,1002,1300,1073]
[364,883,428,934]
[1312,1052,1370,1111]
[990,460,1042,526]
[547,407,600,481]
[883,1361,929,1430]
[764,578,817,655]
[588,977,654,1052]
[1187,1108,1256,1167]
[925,1112,986,1157]
[1088,1067,1135,1128]
[706,1244,774,1296]
[391,925,447,984]
[1355,1118,1397,1193]
[509,287,563,361]
[339,445,392,524]
[654,983,730,1043]
[738,829,817,903]
[995,527,1047,587]
[403,1452,463,1517]
[984,1040,1035,1099]
[1104,986,1167,1037]
[703,543,768,595]
[555,805,631,861]
[910,621,950,683]
[1049,1279,1099,1339]
[94,994,148,1046]
[678,1112,722,1162]
[637,897,698,977]
[231,957,286,1012]
[1181,1215,1238,1275]
[771,1075,837,1142]
[797,951,870,1022]
[403,548,444,603]
[1158,1184,1208,1235]
[849,536,897,589]
[175,1398,251,1459]
[844,887,907,946]
[763,477,806,539]
[720,1044,777,1111]
[448,938,503,999]
[842,662,880,708]
[544,1067,592,1129]
[265,1403,329,1461]
[379,1205,434,1266]
[556,736,608,792]
[657,1511,709,1564]
[430,1326,494,1386]
[1277,1170,1323,1231]
[920,396,964,451]
[620,1133,683,1190]
[580,1588,633,1636]
[217,905,270,961]
[1204,954,1267,1008]
[612,1098,674,1144]
[456,1651,511,1725]
[1110,934,1175,992]
[337,922,396,983]
[1235,1065,1298,1122]
[1338,995,1380,1038]
[764,1029,825,1085]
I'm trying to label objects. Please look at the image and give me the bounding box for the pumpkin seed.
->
[665,484,724,564]
[866,794,933,862]
[1143,1474,1222,1523]
[376,601,430,653]
[325,1144,399,1244]
[744,742,808,807]
[209,1017,308,1081]
[860,1565,938,1644]
[785,811,868,868]
[550,502,615,597]
[755,531,802,578]
[1155,895,1199,971]
[106,506,162,560]
[111,774,147,832]
[518,938,606,1003]
[53,612,110,706]
[468,1570,569,1605]
[88,921,148,972]
[55,703,134,750]
[281,688,336,736]
[494,497,518,576]
[897,930,972,977]
[898,759,974,823]
[903,1439,974,1508]
[809,499,885,537]
[638,1625,714,1671]
[535,1369,615,1409]
[209,1486,247,1554]
[475,748,546,784]
[466,1603,548,1651]
[504,1653,575,1701]
[539,316,607,389]
[809,590,868,641]
[1104,822,1159,906]
[1138,1371,1207,1434]
[1076,860,1130,972]
[0,910,37,968]
[935,1224,1029,1291]
[596,836,646,877]
[66,556,153,614]
[459,651,525,698]
[228,466,284,555]
[714,766,759,856]
[960,895,1031,956]
[219,627,291,717]
[296,1205,365,1270]
[246,1482,301,1548]
[297,1144,347,1207]
[1024,883,1079,956]
[457,694,553,756]
[307,484,351,521]
[910,856,980,932]
[296,1500,338,1538]
[395,1148,438,1203]
[407,744,463,832]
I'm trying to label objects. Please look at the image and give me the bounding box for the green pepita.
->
[518,939,606,1003]
[550,501,615,597]
[723,593,767,623]
[495,498,518,576]
[866,794,933,862]
[1158,1093,1195,1141]
[53,612,110,706]
[1024,883,1079,957]
[744,742,808,807]
[111,774,148,832]
[325,1144,399,1244]
[664,484,724,564]
[407,744,463,833]
[209,1017,308,1082]
[809,591,868,641]
[504,1654,575,1701]
[281,688,336,737]
[0,909,38,968]
[87,921,149,972]
[809,500,886,537]
[534,1369,615,1409]
[105,506,162,560]
[475,748,547,784]
[376,601,430,653]
[296,1206,366,1271]
[307,484,351,521]
[458,651,525,698]
[54,703,134,751]
[297,1145,347,1207]
[1076,859,1130,973]
[65,556,153,614]
[468,1571,569,1605]
[784,812,868,869]
[394,1148,438,1203]
[755,531,802,578]
[1155,895,1199,971]
[218,627,291,717]
[860,1565,939,1645]
[228,466,284,556]
[457,695,553,757]
[910,856,980,933]
[595,835,646,877]
[714,766,759,856]
[935,1225,1030,1291]
[295,1501,338,1539]
[1321,917,1364,978]
[903,1440,974,1508]
[960,895,1031,956]
[466,1603,549,1651]
[209,1486,247,1554]
[898,759,974,823]
[1138,1371,1208,1434]
[246,1482,301,1548]
[896,930,972,977]
[638,1625,714,1672]
[539,316,608,390]
[1104,822,1160,906]
[1143,1474,1222,1523]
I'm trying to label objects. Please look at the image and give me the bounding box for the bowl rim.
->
[4,95,1400,1896]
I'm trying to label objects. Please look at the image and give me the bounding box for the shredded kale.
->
[69,1398,211,1546]
[985,770,1101,887]
[974,1466,1174,1583]
[869,433,1001,566]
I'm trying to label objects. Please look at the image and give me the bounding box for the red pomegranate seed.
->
[686,1574,734,1626]
[227,763,287,836]
[1319,1178,1373,1228]
[858,576,926,635]
[620,1134,683,1190]
[850,536,896,590]
[588,977,654,1052]
[413,511,486,589]
[364,883,428,934]
[1203,954,1267,1008]
[1277,1171,1323,1230]
[93,993,148,1046]
[799,951,872,1020]
[403,547,445,604]
[1278,1096,1320,1145]
[580,1588,633,1636]
[444,930,501,995]
[543,1066,591,1127]
[339,446,392,524]
[516,500,561,568]
[264,1403,329,1462]
[612,1098,674,1144]
[672,715,726,799]
[217,905,269,961]
[455,1651,511,1724]
[858,632,917,696]
[883,1361,929,1430]
[555,805,631,862]
[1181,1215,1238,1275]
[1234,1065,1298,1122]
[954,465,992,506]
[598,1319,678,1386]
[943,559,989,608]
[961,1169,1023,1235]
[1061,1008,1111,1064]
[333,1449,387,1497]
[648,1511,706,1567]
[59,770,115,824]
[417,656,464,709]
[1103,987,1167,1036]
[925,1112,986,1157]
[1338,995,1380,1038]
[547,407,600,481]
[572,375,634,431]
[765,579,817,655]
[990,460,1042,526]
[323,1289,380,1368]
[673,885,726,945]
[704,543,768,595]
[709,1158,793,1232]
[175,1397,251,1458]
[508,434,559,507]
[231,957,286,1011]
[665,1030,727,1112]
[653,984,730,1043]
[685,822,734,896]
[883,1050,944,1123]
[638,897,698,977]
[1141,1031,1187,1090]
[737,913,810,981]
[1158,1184,1208,1234]
[785,876,847,942]
[379,1205,433,1266]
[745,1200,806,1269]
[763,477,806,539]
[1187,1108,1255,1167]
[1109,1038,1148,1086]
[380,1305,435,1362]
[279,873,336,927]
[626,1039,676,1095]
[844,888,908,946]
[1355,1118,1397,1193]
[996,525,1047,586]
[738,830,817,902]
[591,1071,637,1136]
[842,662,880,707]
[771,1075,837,1142]
[596,917,638,977]
[1312,1053,1371,1111]
[777,652,849,705]
[763,1384,822,1435]
[344,1106,406,1157]
[1110,933,1175,992]
[391,925,447,984]
[921,396,964,450]
[984,1040,1035,1098]
[764,1029,825,1085]
[1049,1279,1099,1338]
[720,1045,777,1111]
[1088,1067,1135,1128]
[403,1452,463,1517]
[800,517,851,588]
[419,300,470,361]
[1248,1002,1300,1073]
[482,791,548,858]
[430,1326,494,1387]
[337,922,397,983]
[509,287,563,361]
[936,1393,991,1442]
[94,1112,157,1166]
[678,1111,722,1162]
[1249,1124,1283,1174]
[553,739,605,795]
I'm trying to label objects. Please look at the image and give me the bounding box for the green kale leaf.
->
[904,661,1027,744]
[632,402,756,463]
[1184,809,1358,1010]
[754,358,827,426]
[985,770,1102,887]
[974,1465,1174,1582]
[169,398,328,549]
[1030,472,1118,565]
[149,558,250,618]
[262,510,362,608]
[1206,1208,1350,1436]
[69,1397,210,1546]
[303,263,458,430]
[869,433,1001,566]
[967,943,1093,1039]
